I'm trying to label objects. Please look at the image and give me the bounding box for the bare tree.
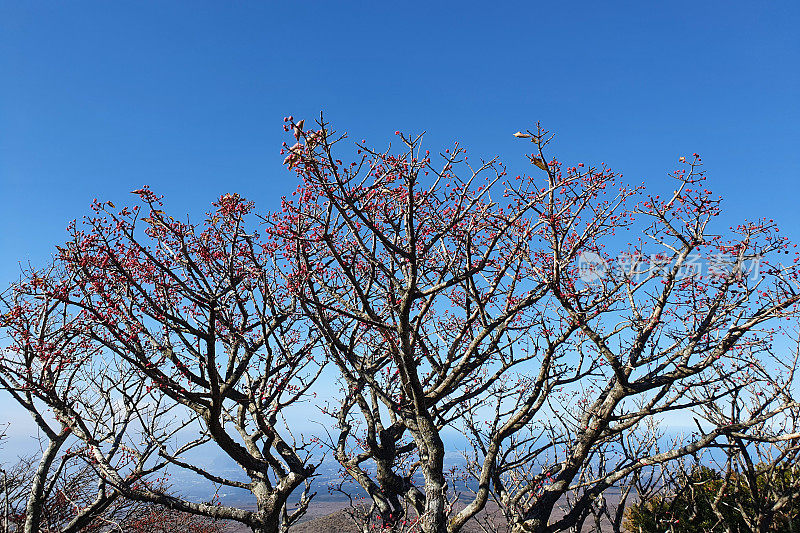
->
[465,131,800,533]
[0,450,229,533]
[624,390,800,533]
[687,341,800,532]
[0,273,166,533]
[274,116,583,532]
[4,115,799,533]
[583,426,671,533]
[2,191,322,533]
[470,418,671,533]
[275,117,800,533]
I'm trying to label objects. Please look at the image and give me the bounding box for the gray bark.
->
[24,432,67,533]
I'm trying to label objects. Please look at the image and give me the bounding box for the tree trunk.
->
[511,520,544,533]
[24,433,67,533]
[250,512,281,533]
[3,468,9,533]
[509,496,558,533]
[418,425,448,533]
[251,485,283,533]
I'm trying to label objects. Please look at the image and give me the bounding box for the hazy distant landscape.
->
[222,495,628,533]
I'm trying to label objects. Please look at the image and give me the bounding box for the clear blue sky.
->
[0,0,798,452]
[2,1,799,285]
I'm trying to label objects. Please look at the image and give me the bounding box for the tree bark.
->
[417,423,448,533]
[24,432,67,533]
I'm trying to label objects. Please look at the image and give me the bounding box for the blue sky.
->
[1,1,799,445]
